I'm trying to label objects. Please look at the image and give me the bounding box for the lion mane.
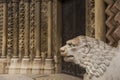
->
[60,36,120,80]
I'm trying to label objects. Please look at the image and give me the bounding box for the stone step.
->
[0,74,82,80]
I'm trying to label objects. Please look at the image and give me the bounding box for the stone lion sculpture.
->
[60,35,120,80]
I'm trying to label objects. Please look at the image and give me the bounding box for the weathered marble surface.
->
[0,74,82,80]
[60,35,120,80]
[0,74,33,80]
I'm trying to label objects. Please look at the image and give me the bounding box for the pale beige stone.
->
[60,36,120,80]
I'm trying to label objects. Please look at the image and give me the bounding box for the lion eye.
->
[68,43,72,46]
[67,43,76,47]
[84,45,89,48]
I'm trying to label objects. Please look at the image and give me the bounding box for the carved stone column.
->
[9,1,20,74]
[20,1,30,74]
[0,1,7,74]
[1,2,7,58]
[95,0,106,41]
[44,0,54,73]
[32,0,42,74]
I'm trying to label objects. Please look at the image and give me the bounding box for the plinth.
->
[9,58,19,74]
[32,58,42,74]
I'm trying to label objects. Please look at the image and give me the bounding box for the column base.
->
[44,58,55,70]
[9,58,19,74]
[44,69,55,74]
[20,58,30,74]
[32,58,42,74]
[0,58,7,74]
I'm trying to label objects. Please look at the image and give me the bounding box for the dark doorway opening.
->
[62,0,86,78]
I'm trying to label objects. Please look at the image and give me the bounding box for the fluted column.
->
[95,0,106,41]
[2,2,7,58]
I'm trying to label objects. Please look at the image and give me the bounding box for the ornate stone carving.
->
[19,0,25,59]
[86,0,95,37]
[7,2,13,57]
[60,35,120,80]
[105,0,120,45]
[41,0,48,52]
[12,1,19,58]
[30,0,35,59]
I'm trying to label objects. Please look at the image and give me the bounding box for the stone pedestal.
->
[32,58,42,74]
[20,58,30,74]
[9,58,19,74]
[44,58,55,74]
[0,58,7,74]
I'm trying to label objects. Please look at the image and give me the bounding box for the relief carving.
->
[105,0,120,45]
[41,0,48,52]
[7,2,13,57]
[19,0,25,59]
[60,36,120,80]
[86,0,95,37]
[30,0,35,58]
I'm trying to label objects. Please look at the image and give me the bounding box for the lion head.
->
[60,35,116,78]
[60,36,90,66]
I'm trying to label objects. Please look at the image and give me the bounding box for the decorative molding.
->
[30,0,36,59]
[105,0,120,45]
[86,0,95,38]
[19,0,25,59]
[12,2,19,57]
[7,2,13,57]
[41,0,48,52]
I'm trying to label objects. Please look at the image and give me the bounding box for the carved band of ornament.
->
[7,2,13,54]
[19,1,25,49]
[30,1,35,49]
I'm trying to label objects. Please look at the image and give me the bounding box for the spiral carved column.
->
[9,1,20,74]
[20,0,30,74]
[32,0,42,74]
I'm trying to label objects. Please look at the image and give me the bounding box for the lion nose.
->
[60,47,65,53]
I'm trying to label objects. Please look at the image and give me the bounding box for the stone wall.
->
[0,0,62,74]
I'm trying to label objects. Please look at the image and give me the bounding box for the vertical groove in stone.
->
[0,3,3,57]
